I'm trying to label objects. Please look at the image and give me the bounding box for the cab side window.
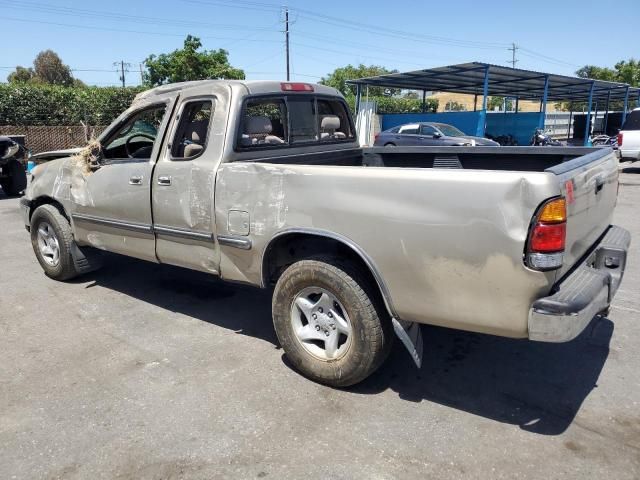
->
[102,105,167,161]
[240,98,287,147]
[171,100,214,160]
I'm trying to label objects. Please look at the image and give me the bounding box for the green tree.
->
[7,66,35,83]
[33,50,75,86]
[143,35,245,86]
[7,50,77,86]
[319,64,399,97]
[559,59,640,111]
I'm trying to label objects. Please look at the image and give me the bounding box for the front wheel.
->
[272,257,393,387]
[30,205,80,281]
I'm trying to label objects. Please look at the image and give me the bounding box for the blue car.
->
[374,122,499,147]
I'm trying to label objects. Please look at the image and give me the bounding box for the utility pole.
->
[508,43,519,69]
[284,6,290,81]
[139,63,144,84]
[113,60,131,88]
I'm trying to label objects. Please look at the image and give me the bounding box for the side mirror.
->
[433,132,442,139]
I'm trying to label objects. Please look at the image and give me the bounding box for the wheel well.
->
[262,232,392,315]
[30,196,69,222]
[384,142,396,147]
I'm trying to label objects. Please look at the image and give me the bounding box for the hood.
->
[31,147,82,161]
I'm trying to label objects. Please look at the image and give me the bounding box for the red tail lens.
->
[280,82,314,92]
[530,223,566,252]
[526,197,567,270]
[617,132,623,147]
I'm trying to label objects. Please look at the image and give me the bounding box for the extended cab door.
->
[71,100,176,262]
[151,96,220,274]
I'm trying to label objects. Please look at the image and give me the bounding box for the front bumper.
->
[528,225,630,342]
[20,197,31,231]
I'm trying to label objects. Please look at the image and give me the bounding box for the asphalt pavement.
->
[1,167,639,479]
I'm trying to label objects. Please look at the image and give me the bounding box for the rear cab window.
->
[237,95,354,150]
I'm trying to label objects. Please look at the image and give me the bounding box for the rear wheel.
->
[0,159,27,196]
[384,142,396,147]
[272,257,393,387]
[30,205,80,281]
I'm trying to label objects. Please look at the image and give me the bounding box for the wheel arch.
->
[261,228,398,319]
[29,196,69,223]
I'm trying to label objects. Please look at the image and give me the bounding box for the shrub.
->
[0,84,143,126]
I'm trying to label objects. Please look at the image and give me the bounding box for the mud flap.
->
[392,318,423,368]
[70,243,103,275]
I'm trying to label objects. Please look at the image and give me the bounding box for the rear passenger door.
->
[151,97,221,273]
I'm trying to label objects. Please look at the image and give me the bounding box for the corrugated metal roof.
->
[347,62,640,102]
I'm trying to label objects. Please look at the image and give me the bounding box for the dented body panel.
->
[23,80,625,341]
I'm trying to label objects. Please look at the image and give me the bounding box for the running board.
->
[392,318,423,368]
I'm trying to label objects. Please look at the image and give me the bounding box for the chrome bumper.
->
[528,225,630,342]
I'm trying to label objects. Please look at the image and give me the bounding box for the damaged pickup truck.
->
[21,80,630,386]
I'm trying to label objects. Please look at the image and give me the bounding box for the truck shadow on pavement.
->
[82,253,611,437]
[352,317,613,436]
[77,253,278,345]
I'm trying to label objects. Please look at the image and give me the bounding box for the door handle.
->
[129,175,143,185]
[157,176,172,186]
[595,176,605,194]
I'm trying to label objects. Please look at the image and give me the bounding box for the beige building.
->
[429,92,560,113]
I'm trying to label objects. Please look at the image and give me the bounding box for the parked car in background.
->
[618,107,640,161]
[374,122,500,147]
[0,136,28,196]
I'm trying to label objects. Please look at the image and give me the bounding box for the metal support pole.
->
[355,84,362,116]
[422,90,426,113]
[285,7,290,81]
[473,94,478,112]
[593,102,599,134]
[476,65,489,137]
[538,75,549,129]
[515,97,519,113]
[584,81,595,146]
[622,86,630,126]
[567,110,573,142]
[603,89,611,135]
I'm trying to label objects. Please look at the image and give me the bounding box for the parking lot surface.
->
[1,168,640,479]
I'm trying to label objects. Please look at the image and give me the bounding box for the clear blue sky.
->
[2,0,639,86]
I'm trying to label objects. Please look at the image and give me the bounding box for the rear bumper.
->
[528,225,630,342]
[618,148,640,160]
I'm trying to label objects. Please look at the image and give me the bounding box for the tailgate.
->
[547,148,619,279]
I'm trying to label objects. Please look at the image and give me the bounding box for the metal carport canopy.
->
[347,62,640,102]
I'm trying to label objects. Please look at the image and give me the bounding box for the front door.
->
[72,101,174,262]
[151,96,220,274]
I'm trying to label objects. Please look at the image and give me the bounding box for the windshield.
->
[436,124,466,137]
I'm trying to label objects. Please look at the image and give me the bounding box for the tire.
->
[0,159,27,196]
[30,204,80,281]
[384,142,396,147]
[272,257,393,387]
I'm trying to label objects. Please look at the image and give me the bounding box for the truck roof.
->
[134,80,342,102]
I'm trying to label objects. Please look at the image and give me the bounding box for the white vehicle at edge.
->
[618,107,640,161]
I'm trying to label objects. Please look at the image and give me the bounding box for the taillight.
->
[526,197,567,271]
[280,82,314,92]
[374,133,380,142]
[617,132,623,147]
